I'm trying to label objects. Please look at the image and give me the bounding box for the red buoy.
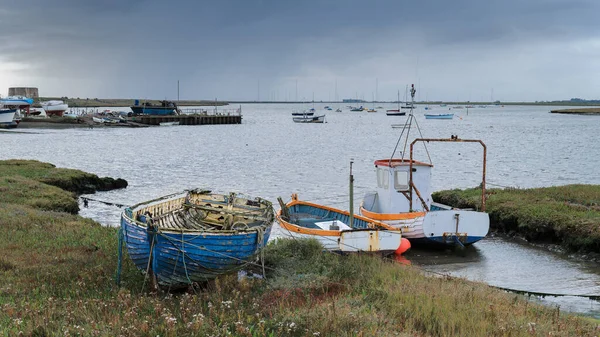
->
[395,238,411,255]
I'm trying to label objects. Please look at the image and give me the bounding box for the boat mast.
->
[349,159,354,228]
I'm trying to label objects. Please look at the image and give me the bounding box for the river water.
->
[2,103,600,317]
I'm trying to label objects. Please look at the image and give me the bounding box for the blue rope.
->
[116,227,123,286]
[454,235,465,249]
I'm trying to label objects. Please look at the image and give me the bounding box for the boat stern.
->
[422,210,489,246]
[339,229,402,255]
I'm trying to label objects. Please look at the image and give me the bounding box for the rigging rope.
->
[389,84,431,164]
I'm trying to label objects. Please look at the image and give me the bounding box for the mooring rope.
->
[422,268,600,302]
[115,227,124,286]
[80,196,126,208]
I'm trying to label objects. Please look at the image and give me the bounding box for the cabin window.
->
[394,171,409,191]
[376,168,389,188]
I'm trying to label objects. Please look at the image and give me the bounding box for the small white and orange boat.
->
[277,194,410,256]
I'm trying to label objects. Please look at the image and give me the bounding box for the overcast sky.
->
[1,0,599,102]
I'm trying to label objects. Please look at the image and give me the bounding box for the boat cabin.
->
[368,159,433,213]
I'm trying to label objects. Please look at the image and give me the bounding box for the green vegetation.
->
[550,108,600,114]
[1,161,598,336]
[0,160,127,196]
[433,185,600,253]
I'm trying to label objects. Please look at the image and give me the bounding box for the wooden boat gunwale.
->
[123,189,274,234]
[277,196,399,236]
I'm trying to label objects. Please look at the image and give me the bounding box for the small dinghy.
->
[120,189,274,288]
[277,194,410,255]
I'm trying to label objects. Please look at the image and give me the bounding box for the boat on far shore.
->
[0,107,18,128]
[292,108,315,116]
[425,113,454,120]
[293,114,326,123]
[130,100,179,115]
[0,96,34,108]
[41,100,69,117]
[159,121,180,126]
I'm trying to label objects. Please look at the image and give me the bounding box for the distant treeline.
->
[36,97,229,108]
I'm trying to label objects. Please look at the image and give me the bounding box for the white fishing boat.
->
[40,100,69,117]
[360,84,489,247]
[293,114,326,123]
[291,108,315,116]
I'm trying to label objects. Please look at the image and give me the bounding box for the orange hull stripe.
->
[360,206,425,221]
[277,211,341,236]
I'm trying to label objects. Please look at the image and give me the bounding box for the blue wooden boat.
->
[425,113,454,120]
[120,189,274,288]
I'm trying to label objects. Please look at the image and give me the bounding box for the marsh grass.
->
[433,185,600,252]
[0,159,127,195]
[1,162,599,336]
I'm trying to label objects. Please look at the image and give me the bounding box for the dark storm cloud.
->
[1,0,599,100]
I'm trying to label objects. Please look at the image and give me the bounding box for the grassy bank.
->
[1,163,598,336]
[550,108,600,115]
[433,185,600,253]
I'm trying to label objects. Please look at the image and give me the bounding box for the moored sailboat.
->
[387,90,406,116]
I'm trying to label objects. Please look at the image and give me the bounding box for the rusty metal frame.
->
[409,137,487,212]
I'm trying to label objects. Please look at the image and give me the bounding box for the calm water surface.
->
[2,104,600,316]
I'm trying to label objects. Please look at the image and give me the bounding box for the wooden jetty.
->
[127,114,241,126]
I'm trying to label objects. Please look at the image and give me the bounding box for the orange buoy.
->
[395,238,411,255]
